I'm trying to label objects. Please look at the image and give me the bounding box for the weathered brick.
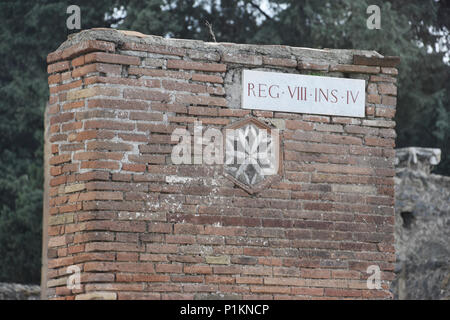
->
[291,287,324,296]
[250,285,291,294]
[81,161,120,170]
[192,74,223,84]
[176,94,227,107]
[52,40,115,63]
[361,119,395,128]
[48,61,70,73]
[84,120,135,131]
[67,87,120,100]
[353,55,400,68]
[263,56,297,67]
[121,42,186,56]
[375,107,396,118]
[86,141,133,151]
[205,256,230,265]
[123,89,170,101]
[167,60,226,72]
[84,52,140,65]
[330,64,380,74]
[285,120,314,131]
[51,80,83,94]
[378,83,397,96]
[73,151,124,161]
[298,62,329,71]
[72,63,121,78]
[222,52,262,65]
[88,99,149,111]
[381,67,398,75]
[184,265,212,274]
[218,109,250,117]
[162,80,207,93]
[49,154,71,165]
[44,31,397,301]
[48,74,61,85]
[75,292,117,300]
[367,94,381,104]
[50,112,74,125]
[128,67,191,80]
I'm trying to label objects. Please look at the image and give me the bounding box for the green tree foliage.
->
[0,0,448,283]
[119,0,450,174]
[0,0,118,283]
[121,0,264,43]
[266,0,450,175]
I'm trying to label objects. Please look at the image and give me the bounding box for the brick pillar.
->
[44,28,398,300]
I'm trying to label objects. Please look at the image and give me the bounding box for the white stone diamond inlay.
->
[224,122,279,187]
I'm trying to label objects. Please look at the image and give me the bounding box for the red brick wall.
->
[44,29,398,300]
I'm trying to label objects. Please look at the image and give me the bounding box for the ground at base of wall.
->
[0,282,40,300]
[392,156,450,300]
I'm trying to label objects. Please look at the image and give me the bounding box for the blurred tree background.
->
[0,0,448,283]
[0,0,118,284]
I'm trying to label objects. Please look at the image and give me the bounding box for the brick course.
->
[43,28,398,300]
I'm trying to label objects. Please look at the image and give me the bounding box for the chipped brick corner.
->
[43,28,399,300]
